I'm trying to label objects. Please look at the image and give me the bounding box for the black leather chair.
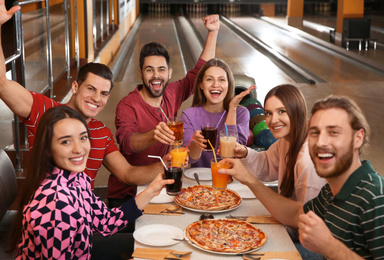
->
[0,149,17,222]
[0,149,17,259]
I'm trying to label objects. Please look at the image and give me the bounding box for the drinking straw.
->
[207,139,217,163]
[225,122,229,140]
[185,132,196,150]
[148,155,168,170]
[215,110,226,128]
[156,103,171,124]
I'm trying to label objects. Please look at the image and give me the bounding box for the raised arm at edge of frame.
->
[0,4,33,119]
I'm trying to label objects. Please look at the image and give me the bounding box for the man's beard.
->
[143,80,168,98]
[312,139,354,179]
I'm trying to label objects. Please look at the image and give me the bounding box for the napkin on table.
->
[246,215,281,224]
[132,247,191,260]
[143,204,183,215]
[243,251,302,260]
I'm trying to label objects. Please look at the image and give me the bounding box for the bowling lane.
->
[188,16,293,104]
[229,16,384,82]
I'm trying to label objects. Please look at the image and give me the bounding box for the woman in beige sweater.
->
[234,84,326,203]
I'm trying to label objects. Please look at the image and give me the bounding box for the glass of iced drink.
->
[219,129,238,158]
[201,123,218,152]
[210,157,229,190]
[167,117,183,145]
[170,145,188,166]
[164,162,183,196]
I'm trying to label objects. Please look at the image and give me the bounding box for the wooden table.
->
[134,170,297,259]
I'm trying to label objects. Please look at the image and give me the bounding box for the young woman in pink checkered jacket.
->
[8,106,172,259]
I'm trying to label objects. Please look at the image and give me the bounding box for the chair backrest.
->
[0,149,17,222]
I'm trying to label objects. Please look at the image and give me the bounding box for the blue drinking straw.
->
[225,122,229,140]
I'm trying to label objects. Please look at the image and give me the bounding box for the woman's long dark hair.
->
[192,58,235,111]
[7,106,89,254]
[264,84,308,198]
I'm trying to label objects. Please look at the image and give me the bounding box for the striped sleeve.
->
[20,92,61,148]
[86,119,118,188]
[361,173,384,259]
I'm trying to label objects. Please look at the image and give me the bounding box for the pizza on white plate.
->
[185,219,267,254]
[174,185,241,211]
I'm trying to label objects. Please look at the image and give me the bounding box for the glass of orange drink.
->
[170,145,188,166]
[210,157,229,190]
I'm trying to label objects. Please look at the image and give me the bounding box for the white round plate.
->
[174,198,242,213]
[133,224,183,246]
[137,188,173,204]
[227,183,256,199]
[184,229,262,255]
[184,167,212,181]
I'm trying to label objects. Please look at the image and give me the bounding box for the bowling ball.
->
[240,98,261,108]
[255,129,277,149]
[246,103,263,111]
[250,114,266,130]
[246,129,254,147]
[249,108,264,119]
[252,120,268,137]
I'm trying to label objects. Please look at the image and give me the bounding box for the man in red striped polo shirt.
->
[0,6,164,190]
